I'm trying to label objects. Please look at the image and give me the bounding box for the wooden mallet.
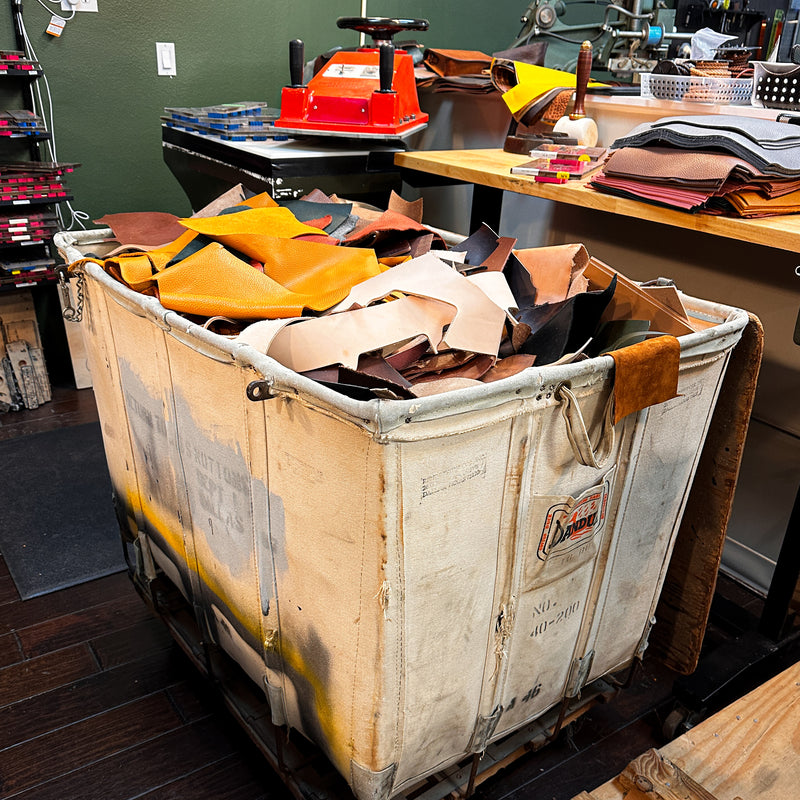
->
[553,40,598,146]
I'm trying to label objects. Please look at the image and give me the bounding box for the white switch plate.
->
[61,0,99,12]
[156,42,176,77]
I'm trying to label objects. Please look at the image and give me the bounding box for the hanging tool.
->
[274,17,429,141]
[552,41,598,146]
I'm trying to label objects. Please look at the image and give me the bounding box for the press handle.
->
[378,44,395,92]
[289,38,305,87]
[571,41,592,120]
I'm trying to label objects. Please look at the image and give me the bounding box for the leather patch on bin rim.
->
[609,335,680,424]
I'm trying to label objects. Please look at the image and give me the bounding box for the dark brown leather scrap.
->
[423,49,492,77]
[609,335,680,424]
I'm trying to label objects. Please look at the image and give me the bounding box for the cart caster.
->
[662,706,703,740]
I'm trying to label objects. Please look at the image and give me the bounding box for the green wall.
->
[3,1,524,222]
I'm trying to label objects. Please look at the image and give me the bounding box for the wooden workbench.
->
[394,148,800,253]
[573,658,800,799]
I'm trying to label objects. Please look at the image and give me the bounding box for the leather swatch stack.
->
[591,114,800,217]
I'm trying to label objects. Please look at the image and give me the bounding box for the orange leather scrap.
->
[609,335,680,423]
[179,206,326,258]
[154,240,382,319]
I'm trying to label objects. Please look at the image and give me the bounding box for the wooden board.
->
[0,290,42,350]
[394,149,800,254]
[574,658,800,800]
[650,314,764,674]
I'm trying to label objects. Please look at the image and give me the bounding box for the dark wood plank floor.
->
[0,385,794,800]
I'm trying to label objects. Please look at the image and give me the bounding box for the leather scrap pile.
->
[591,114,800,217]
[414,48,494,93]
[79,185,703,401]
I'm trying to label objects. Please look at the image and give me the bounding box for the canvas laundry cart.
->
[57,228,750,800]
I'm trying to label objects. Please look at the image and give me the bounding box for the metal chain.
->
[57,267,84,323]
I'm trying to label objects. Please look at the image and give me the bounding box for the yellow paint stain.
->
[122,486,350,770]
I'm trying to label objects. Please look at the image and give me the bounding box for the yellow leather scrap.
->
[257,236,382,296]
[236,191,278,208]
[179,206,325,259]
[154,240,382,319]
[609,335,680,424]
[105,230,199,291]
[497,60,605,116]
[114,253,159,292]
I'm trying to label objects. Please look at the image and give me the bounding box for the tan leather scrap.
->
[609,335,680,423]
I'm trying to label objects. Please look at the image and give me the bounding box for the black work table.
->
[162,125,403,211]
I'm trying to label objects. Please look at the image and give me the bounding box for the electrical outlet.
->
[156,42,177,77]
[61,0,99,12]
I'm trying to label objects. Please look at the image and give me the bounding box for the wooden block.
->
[6,318,38,348]
[0,290,42,350]
[0,357,15,408]
[5,340,38,409]
[28,346,51,404]
[61,317,93,390]
[618,749,721,799]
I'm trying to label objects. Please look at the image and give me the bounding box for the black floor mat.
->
[0,421,126,600]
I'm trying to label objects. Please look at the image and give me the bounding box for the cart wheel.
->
[662,706,700,740]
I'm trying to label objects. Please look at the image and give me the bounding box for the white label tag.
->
[46,15,66,36]
[322,62,379,80]
[536,467,616,561]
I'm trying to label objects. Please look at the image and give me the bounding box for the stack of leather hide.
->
[591,114,800,216]
[77,185,701,401]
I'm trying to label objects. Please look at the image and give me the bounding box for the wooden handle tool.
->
[553,41,598,146]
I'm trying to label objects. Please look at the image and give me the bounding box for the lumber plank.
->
[571,660,800,800]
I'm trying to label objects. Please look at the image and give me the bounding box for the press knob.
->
[289,38,305,87]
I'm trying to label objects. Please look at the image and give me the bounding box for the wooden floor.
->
[0,385,795,800]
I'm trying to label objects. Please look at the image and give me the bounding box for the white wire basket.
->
[640,73,754,105]
[751,61,800,109]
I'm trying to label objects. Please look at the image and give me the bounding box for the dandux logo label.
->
[537,472,613,561]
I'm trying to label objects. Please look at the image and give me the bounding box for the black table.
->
[162,125,404,211]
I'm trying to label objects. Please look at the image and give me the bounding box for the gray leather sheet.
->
[612,115,800,176]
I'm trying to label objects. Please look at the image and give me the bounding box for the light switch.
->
[156,42,176,77]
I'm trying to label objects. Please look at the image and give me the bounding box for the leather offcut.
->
[609,335,680,423]
[423,49,492,77]
[155,241,380,319]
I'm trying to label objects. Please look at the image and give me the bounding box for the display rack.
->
[1,1,74,292]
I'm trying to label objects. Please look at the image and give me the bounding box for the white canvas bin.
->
[56,229,748,800]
